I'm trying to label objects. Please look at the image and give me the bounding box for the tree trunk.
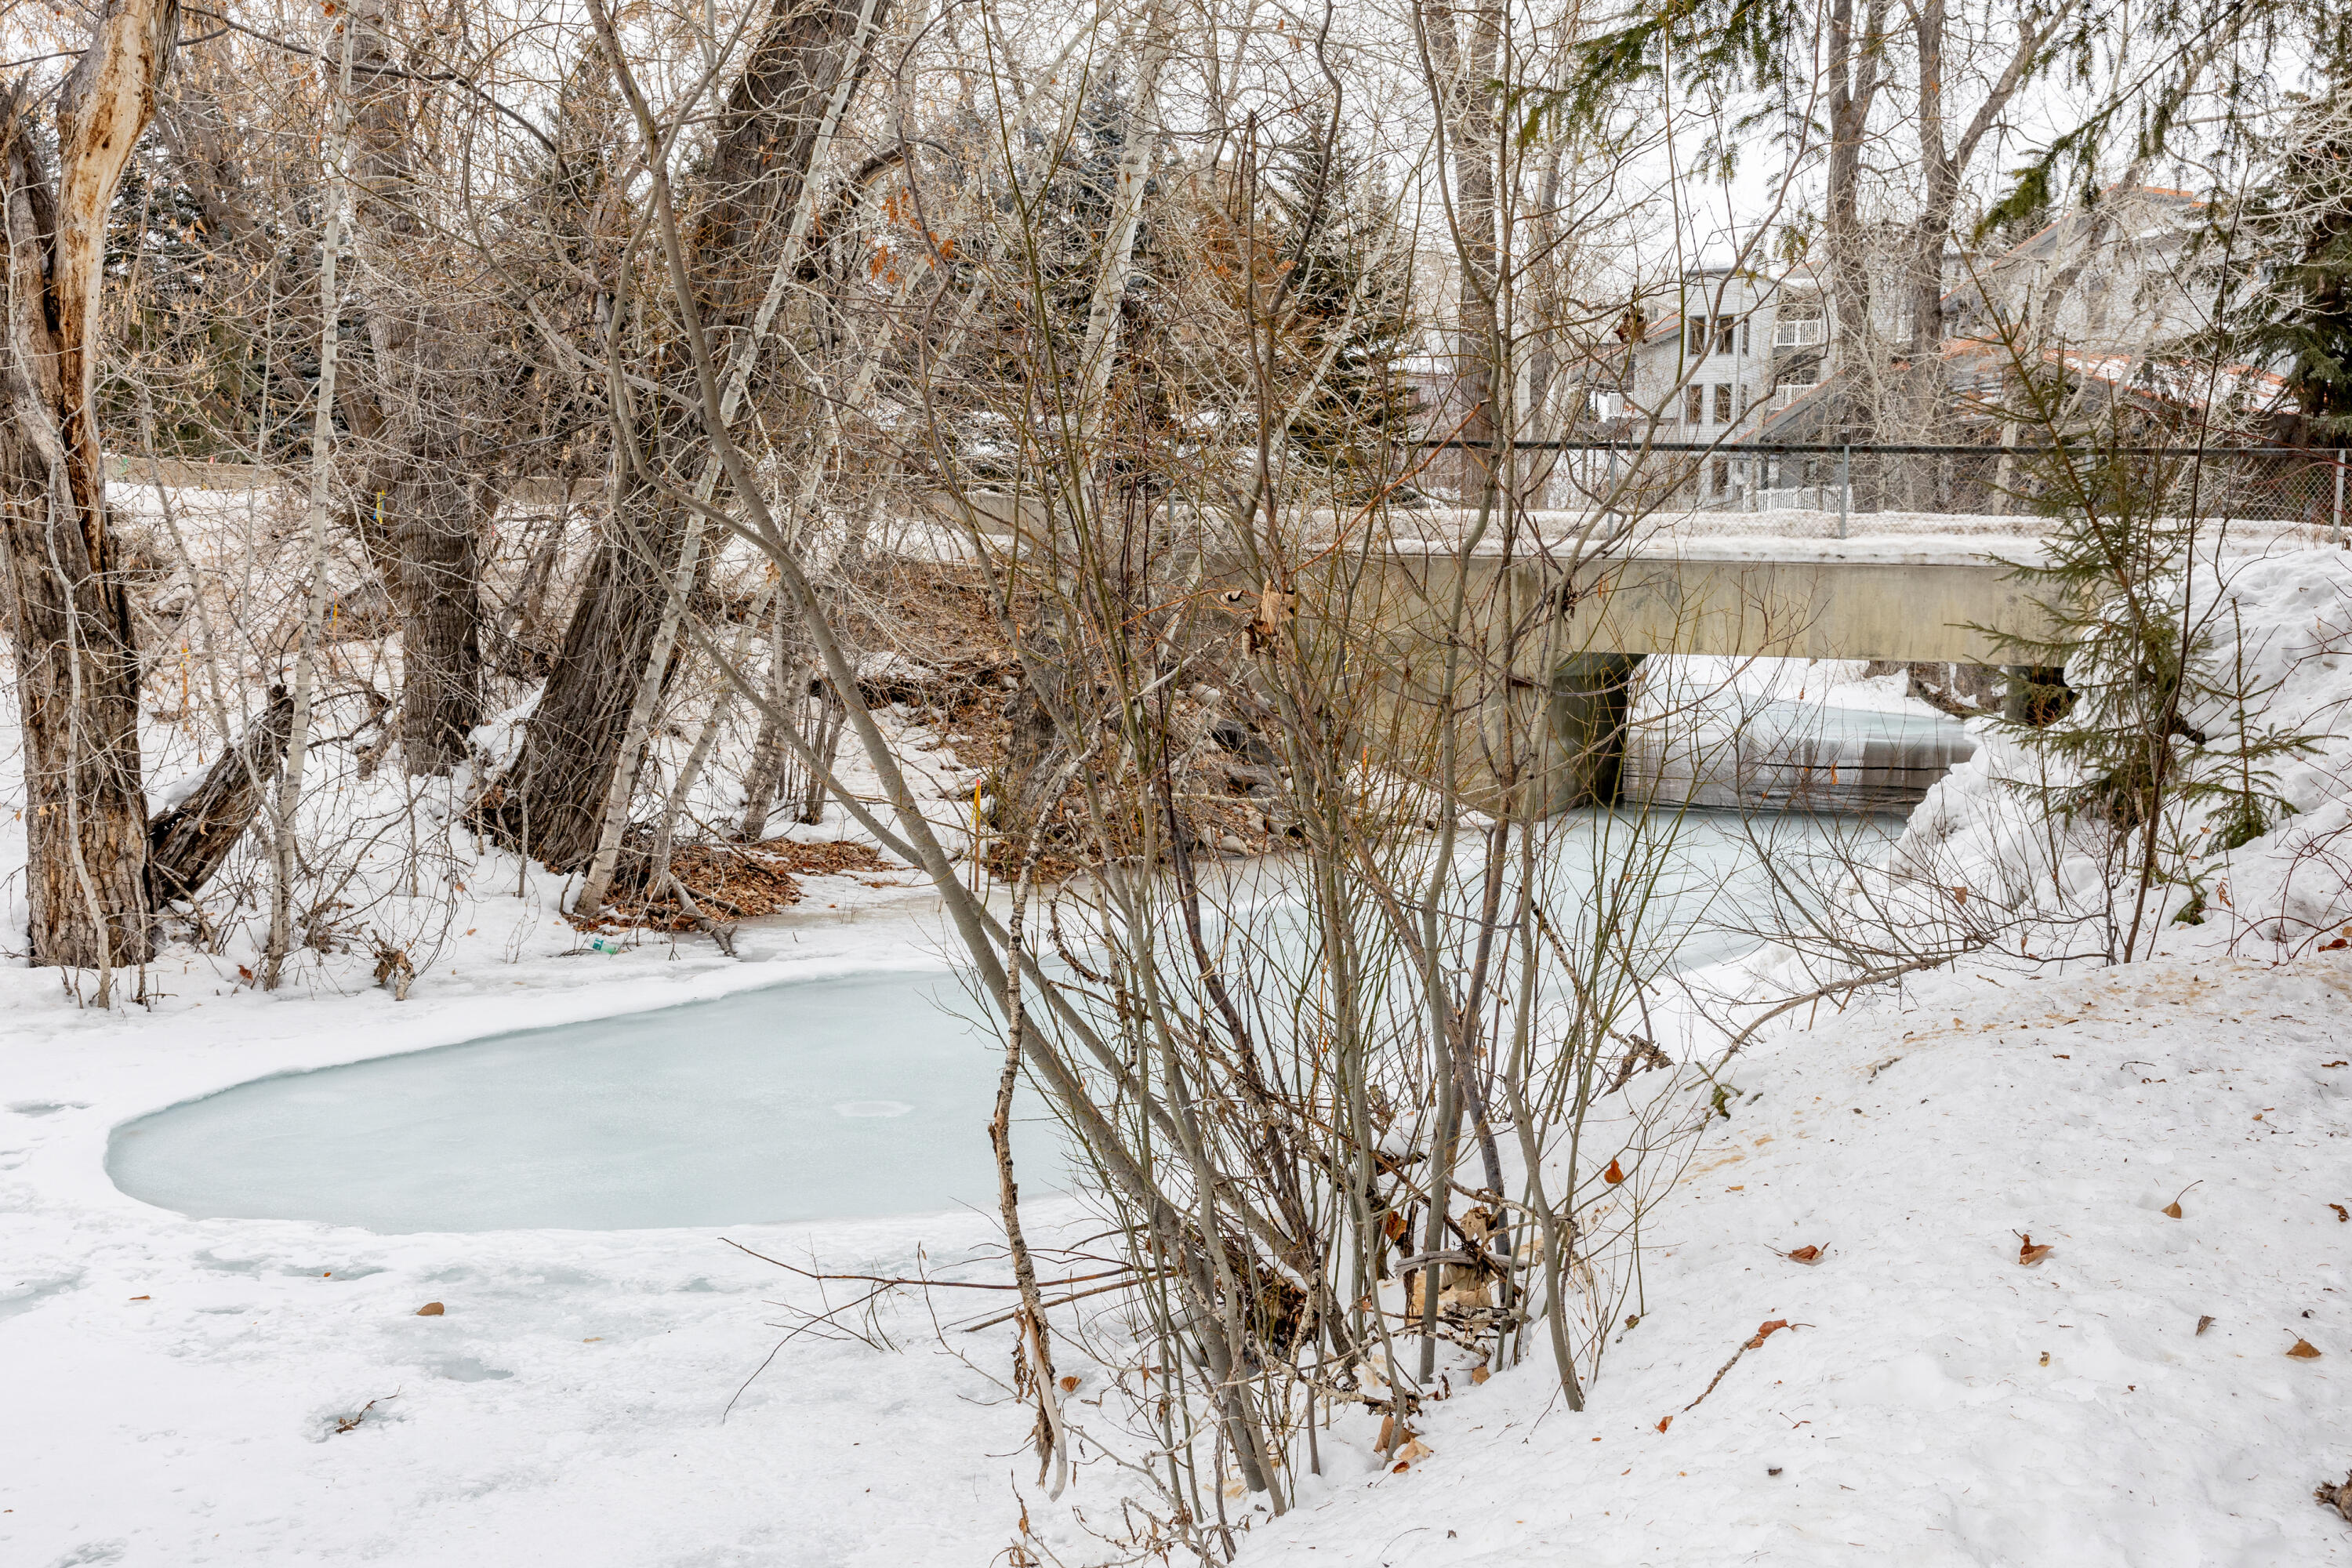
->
[148,688,295,904]
[490,0,881,868]
[336,0,497,777]
[489,471,692,867]
[0,2,180,975]
[1824,0,1888,448]
[377,468,490,771]
[737,604,799,840]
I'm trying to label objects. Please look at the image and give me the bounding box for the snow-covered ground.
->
[1243,952,2352,1566]
[0,893,1140,1568]
[5,503,2350,1563]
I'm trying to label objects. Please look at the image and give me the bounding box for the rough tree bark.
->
[489,0,882,869]
[336,0,498,775]
[147,688,295,904]
[0,1,179,974]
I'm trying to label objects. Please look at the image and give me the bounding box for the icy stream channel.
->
[109,800,1926,1235]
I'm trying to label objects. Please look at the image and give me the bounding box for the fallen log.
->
[147,687,295,905]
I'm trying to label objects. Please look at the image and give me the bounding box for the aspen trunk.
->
[0,2,180,975]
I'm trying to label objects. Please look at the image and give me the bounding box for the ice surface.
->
[107,811,1896,1235]
[107,971,1054,1232]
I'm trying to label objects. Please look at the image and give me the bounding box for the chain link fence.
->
[1413,441,2352,538]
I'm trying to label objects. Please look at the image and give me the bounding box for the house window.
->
[1716,318,1739,358]
[1740,319,1751,355]
[1686,314,1708,354]
[1685,384,1705,423]
[1711,457,1731,495]
[1714,383,1733,424]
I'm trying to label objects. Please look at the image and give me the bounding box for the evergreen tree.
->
[1979,365,2314,957]
[2225,46,2352,443]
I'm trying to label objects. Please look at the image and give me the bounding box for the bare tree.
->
[0,0,179,982]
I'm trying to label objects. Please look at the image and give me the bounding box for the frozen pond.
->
[109,972,1025,1232]
[109,803,1925,1234]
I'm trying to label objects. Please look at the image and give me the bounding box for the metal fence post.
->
[1838,443,1850,539]
[2335,448,2346,545]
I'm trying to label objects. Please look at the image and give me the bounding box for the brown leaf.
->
[1470,1367,1490,1385]
[1382,1210,1407,1242]
[416,1301,445,1316]
[1603,1158,1626,1185]
[1655,1415,1673,1433]
[2331,1204,2350,1223]
[1377,1415,1416,1451]
[129,1294,150,1301]
[236,964,254,982]
[2196,1316,2216,1334]
[2288,1338,2324,1359]
[2161,1201,2183,1219]
[1058,1375,1079,1393]
[2017,1236,2053,1266]
[1788,1245,1822,1265]
[1746,1319,1791,1350]
[1395,1438,1432,1465]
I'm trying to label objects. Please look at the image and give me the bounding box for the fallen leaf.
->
[583,1337,601,1342]
[2288,1338,2324,1359]
[2325,1062,2349,1069]
[1376,1415,1416,1451]
[1058,1375,1079,1392]
[2161,1201,2183,1219]
[2332,1204,2350,1223]
[1395,1439,1432,1465]
[2197,1315,2216,1335]
[236,964,254,982]
[1788,1245,1822,1265]
[2321,938,2348,952]
[1655,1416,1672,1433]
[1746,1319,1791,1350]
[1470,1367,1490,1385]
[1603,1158,1626,1185]
[129,1294,149,1301]
[2038,1351,2050,1366]
[1382,1210,1407,1242]
[1392,1461,1410,1474]
[2017,1236,2053,1266]
[416,1301,445,1316]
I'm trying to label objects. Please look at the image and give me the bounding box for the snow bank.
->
[1895,547,2352,960]
[1242,956,2352,1566]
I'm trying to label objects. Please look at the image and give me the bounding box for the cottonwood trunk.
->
[337,0,497,776]
[0,3,179,972]
[363,466,492,771]
[490,0,879,868]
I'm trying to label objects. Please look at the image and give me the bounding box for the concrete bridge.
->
[1289,535,2059,817]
